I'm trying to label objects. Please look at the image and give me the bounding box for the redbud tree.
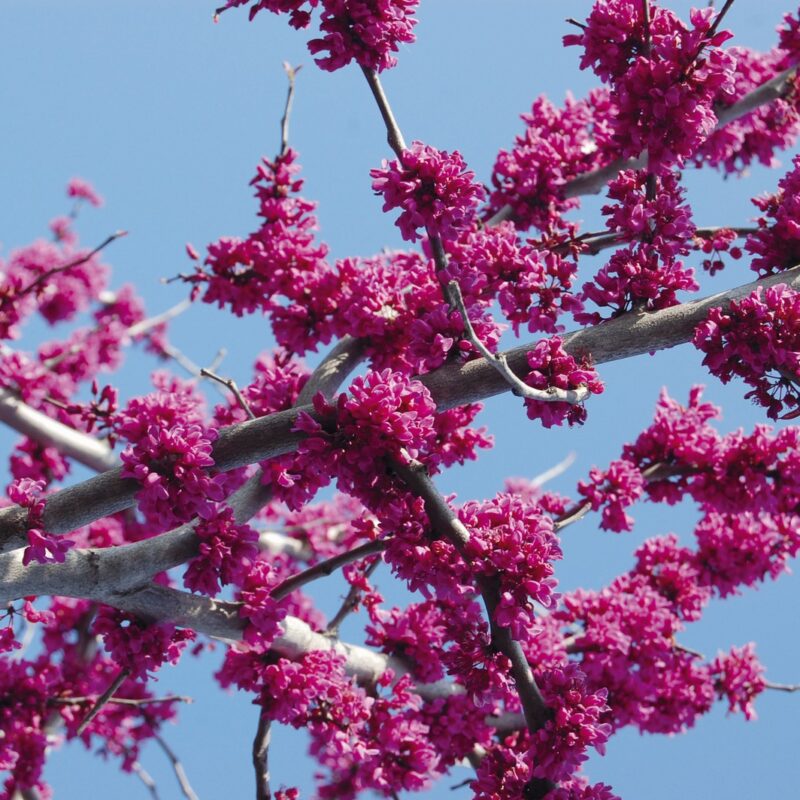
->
[3,1,800,798]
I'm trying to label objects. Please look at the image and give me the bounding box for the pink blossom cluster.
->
[371,141,484,243]
[710,643,767,720]
[183,505,260,595]
[217,0,419,72]
[186,149,335,354]
[693,284,800,419]
[8,477,71,565]
[459,493,562,638]
[694,227,743,275]
[443,222,584,335]
[523,337,604,428]
[93,608,195,679]
[746,154,800,275]
[566,3,736,173]
[577,458,645,533]
[486,91,616,232]
[114,373,226,529]
[578,170,699,323]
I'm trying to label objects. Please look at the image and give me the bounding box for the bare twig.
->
[530,451,577,488]
[132,761,161,800]
[361,67,407,157]
[326,556,382,636]
[126,298,192,339]
[200,367,255,419]
[765,681,800,693]
[76,667,131,735]
[54,694,192,708]
[448,280,593,405]
[153,732,199,800]
[279,63,301,157]
[253,712,272,800]
[270,539,388,601]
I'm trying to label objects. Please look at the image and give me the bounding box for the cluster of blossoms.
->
[694,284,800,419]
[485,91,616,232]
[566,3,736,173]
[114,373,226,530]
[694,227,743,275]
[8,477,71,565]
[216,0,419,72]
[746,154,800,275]
[578,170,698,323]
[523,337,604,428]
[370,141,484,242]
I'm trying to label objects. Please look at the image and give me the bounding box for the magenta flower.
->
[371,141,484,242]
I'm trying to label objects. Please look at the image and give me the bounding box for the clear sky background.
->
[2,1,800,798]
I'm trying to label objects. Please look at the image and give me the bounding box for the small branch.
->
[253,712,272,800]
[53,694,192,708]
[153,732,199,800]
[706,0,735,43]
[448,281,592,405]
[279,63,301,157]
[20,231,127,300]
[76,667,131,735]
[200,367,255,419]
[132,761,161,800]
[270,539,388,601]
[393,461,551,733]
[361,67,407,157]
[326,556,382,636]
[126,298,192,339]
[765,681,800,693]
[530,451,577,488]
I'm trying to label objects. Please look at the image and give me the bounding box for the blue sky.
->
[2,1,800,798]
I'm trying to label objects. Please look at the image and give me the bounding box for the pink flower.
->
[66,177,103,207]
[309,0,419,72]
[711,644,766,720]
[371,141,484,242]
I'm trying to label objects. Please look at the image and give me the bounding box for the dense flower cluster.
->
[694,284,800,419]
[578,170,698,323]
[486,91,616,231]
[746,155,800,275]
[577,458,645,533]
[371,141,484,242]
[459,493,562,638]
[114,373,226,529]
[8,477,71,565]
[218,0,419,71]
[566,3,736,173]
[523,337,604,427]
[710,644,767,720]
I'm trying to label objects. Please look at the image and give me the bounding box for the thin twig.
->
[253,712,272,800]
[326,556,382,636]
[19,231,127,300]
[279,63,301,156]
[393,460,551,734]
[765,681,800,693]
[530,451,577,488]
[53,694,192,707]
[448,280,592,405]
[126,299,192,339]
[270,539,389,601]
[153,731,200,800]
[200,368,255,419]
[76,667,131,735]
[132,761,161,800]
[361,67,407,157]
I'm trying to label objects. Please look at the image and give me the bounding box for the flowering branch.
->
[393,459,552,733]
[448,279,592,405]
[5,266,799,549]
